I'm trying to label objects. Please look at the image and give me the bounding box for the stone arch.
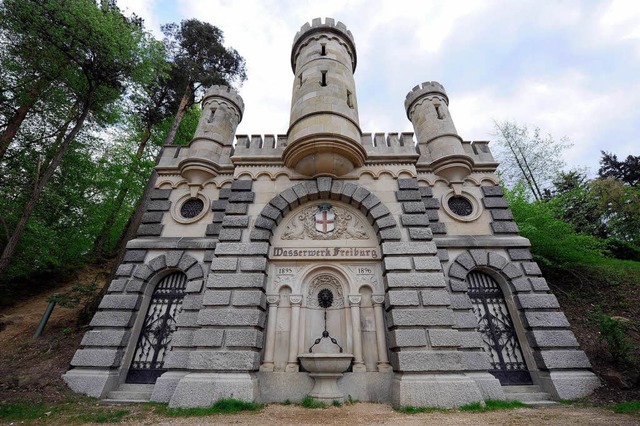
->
[447,249,538,383]
[250,176,401,242]
[119,252,204,383]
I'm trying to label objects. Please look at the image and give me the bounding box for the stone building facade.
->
[63,18,600,408]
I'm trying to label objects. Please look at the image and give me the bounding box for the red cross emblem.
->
[315,204,335,233]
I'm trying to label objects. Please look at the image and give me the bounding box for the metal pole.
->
[34,297,57,338]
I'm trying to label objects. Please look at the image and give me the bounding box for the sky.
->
[118,0,640,174]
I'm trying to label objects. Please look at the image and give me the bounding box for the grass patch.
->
[0,403,55,421]
[154,398,263,417]
[71,409,130,423]
[300,395,327,409]
[459,400,528,412]
[396,405,449,414]
[332,400,342,407]
[610,401,640,414]
[0,401,131,424]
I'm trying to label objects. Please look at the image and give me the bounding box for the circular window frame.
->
[171,193,209,224]
[441,190,482,222]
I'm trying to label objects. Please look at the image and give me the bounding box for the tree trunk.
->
[162,83,192,146]
[0,92,93,276]
[496,122,540,202]
[92,121,153,258]
[0,79,47,161]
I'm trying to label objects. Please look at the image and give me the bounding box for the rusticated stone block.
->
[150,188,172,199]
[488,252,508,270]
[455,253,475,270]
[398,178,419,190]
[206,223,222,236]
[317,176,333,196]
[125,279,144,293]
[502,262,523,279]
[386,290,420,306]
[218,229,243,241]
[222,216,249,228]
[409,228,433,240]
[115,264,134,277]
[402,202,426,214]
[340,182,358,203]
[423,198,440,209]
[137,224,163,236]
[529,330,579,348]
[481,186,503,197]
[98,294,140,310]
[181,295,203,310]
[382,242,437,255]
[210,258,238,271]
[374,214,396,230]
[524,311,570,328]
[163,350,190,369]
[220,188,231,199]
[448,294,472,309]
[269,195,289,213]
[330,180,344,199]
[490,209,513,220]
[166,251,183,268]
[388,329,427,348]
[254,216,276,231]
[483,197,508,209]
[239,257,267,272]
[215,243,269,256]
[492,222,519,233]
[89,311,135,328]
[361,193,381,212]
[231,179,253,191]
[419,186,433,198]
[388,308,454,327]
[529,277,550,291]
[508,248,533,261]
[391,350,463,372]
[186,264,203,280]
[469,249,488,266]
[396,190,422,202]
[148,255,166,271]
[250,229,271,241]
[455,312,479,329]
[142,211,164,223]
[175,311,199,327]
[516,294,560,309]
[170,330,195,347]
[71,349,123,368]
[280,188,299,209]
[533,350,592,369]
[292,183,309,202]
[413,256,441,271]
[107,278,127,293]
[304,180,320,200]
[387,272,446,288]
[457,331,484,349]
[188,350,260,371]
[522,262,542,276]
[401,214,430,227]
[368,204,391,220]
[384,257,412,271]
[232,290,266,309]
[420,290,451,306]
[225,329,263,348]
[178,255,197,272]
[227,202,249,214]
[261,205,281,221]
[202,290,231,306]
[81,329,130,347]
[198,309,266,327]
[192,329,224,347]
[229,192,255,203]
[429,329,460,347]
[379,228,402,241]
[449,278,468,292]
[448,263,468,280]
[148,200,171,211]
[185,279,204,293]
[510,277,531,292]
[207,273,265,289]
[211,200,228,211]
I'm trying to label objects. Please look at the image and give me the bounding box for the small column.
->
[372,295,393,372]
[286,295,303,372]
[348,295,366,372]
[260,295,280,372]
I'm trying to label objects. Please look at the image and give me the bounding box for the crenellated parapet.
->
[404,81,449,118]
[291,17,356,72]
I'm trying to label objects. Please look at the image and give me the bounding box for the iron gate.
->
[467,271,532,385]
[126,272,187,384]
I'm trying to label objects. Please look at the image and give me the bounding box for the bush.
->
[588,307,634,365]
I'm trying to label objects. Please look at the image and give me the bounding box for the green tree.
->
[493,120,572,201]
[0,0,163,277]
[160,19,246,145]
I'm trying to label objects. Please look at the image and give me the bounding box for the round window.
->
[447,196,473,217]
[180,198,205,219]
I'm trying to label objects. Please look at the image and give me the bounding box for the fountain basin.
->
[298,353,353,402]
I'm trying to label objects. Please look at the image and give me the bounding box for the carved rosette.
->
[306,274,345,309]
[282,205,369,240]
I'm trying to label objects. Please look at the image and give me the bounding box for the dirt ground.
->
[78,403,638,426]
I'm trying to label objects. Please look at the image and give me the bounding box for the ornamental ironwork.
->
[467,271,532,385]
[126,272,187,384]
[309,288,343,353]
[180,198,204,219]
[448,196,473,217]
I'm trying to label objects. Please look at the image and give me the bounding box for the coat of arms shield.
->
[315,204,335,234]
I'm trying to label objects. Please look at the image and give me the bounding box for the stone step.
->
[104,384,154,403]
[106,390,152,401]
[115,383,155,392]
[501,384,558,406]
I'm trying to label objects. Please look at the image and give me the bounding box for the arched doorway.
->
[126,272,187,384]
[467,271,532,385]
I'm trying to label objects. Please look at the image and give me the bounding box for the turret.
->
[179,85,244,185]
[405,82,473,182]
[282,17,367,176]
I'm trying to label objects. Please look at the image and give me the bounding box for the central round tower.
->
[283,18,366,176]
